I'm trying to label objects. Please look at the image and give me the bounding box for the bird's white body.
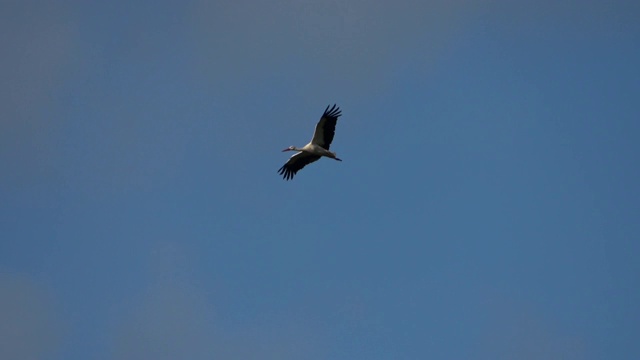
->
[278,104,343,180]
[289,143,340,160]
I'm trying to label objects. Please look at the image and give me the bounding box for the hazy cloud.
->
[0,274,61,360]
[111,241,322,360]
[188,0,477,93]
[479,296,586,359]
[0,1,78,186]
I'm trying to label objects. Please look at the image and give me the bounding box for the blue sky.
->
[1,1,639,359]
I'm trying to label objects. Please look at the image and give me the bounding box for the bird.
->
[278,104,343,180]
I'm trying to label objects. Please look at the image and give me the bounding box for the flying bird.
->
[278,104,343,180]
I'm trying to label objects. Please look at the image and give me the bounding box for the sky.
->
[1,0,639,359]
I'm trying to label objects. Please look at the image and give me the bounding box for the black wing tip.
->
[323,104,342,119]
[278,165,296,180]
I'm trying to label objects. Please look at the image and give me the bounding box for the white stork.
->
[278,104,343,180]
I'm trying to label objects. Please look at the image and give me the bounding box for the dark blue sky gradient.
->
[1,1,639,359]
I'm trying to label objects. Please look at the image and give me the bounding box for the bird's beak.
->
[282,148,291,152]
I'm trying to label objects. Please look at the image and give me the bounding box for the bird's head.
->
[282,146,296,152]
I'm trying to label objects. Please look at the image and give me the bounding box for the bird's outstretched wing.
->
[278,152,321,180]
[311,104,341,150]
